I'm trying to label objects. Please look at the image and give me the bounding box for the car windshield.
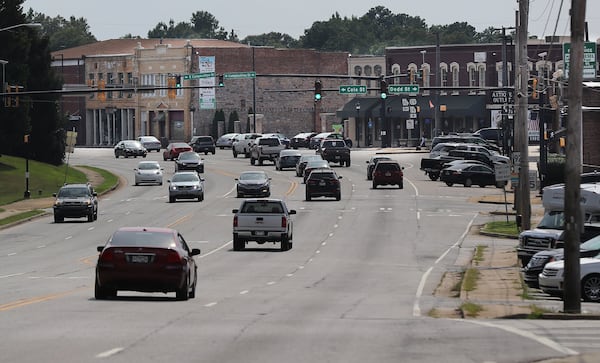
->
[140,137,158,143]
[240,172,267,181]
[123,141,141,148]
[109,231,175,248]
[173,143,189,149]
[178,152,198,161]
[241,201,283,213]
[581,235,600,250]
[138,162,160,170]
[58,187,90,198]
[537,210,565,229]
[171,173,199,183]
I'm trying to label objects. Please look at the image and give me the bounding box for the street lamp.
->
[0,23,42,32]
[355,101,361,148]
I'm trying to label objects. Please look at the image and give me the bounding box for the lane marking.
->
[239,290,249,295]
[96,347,125,358]
[8,252,16,256]
[0,287,87,312]
[0,272,25,279]
[166,215,191,228]
[198,241,232,259]
[204,302,217,307]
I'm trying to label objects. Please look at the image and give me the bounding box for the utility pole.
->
[515,0,531,230]
[563,0,586,315]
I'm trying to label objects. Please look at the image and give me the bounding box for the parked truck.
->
[517,183,600,267]
[232,199,296,251]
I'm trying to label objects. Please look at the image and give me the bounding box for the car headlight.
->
[170,186,178,191]
[54,200,63,206]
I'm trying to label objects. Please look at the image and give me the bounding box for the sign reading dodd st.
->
[388,85,419,94]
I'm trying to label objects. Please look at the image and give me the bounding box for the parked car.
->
[372,160,404,189]
[175,151,204,173]
[134,161,164,186]
[472,127,503,145]
[189,135,216,155]
[263,132,290,148]
[296,154,323,177]
[290,132,317,149]
[52,183,98,223]
[539,253,600,301]
[168,171,205,202]
[94,226,200,300]
[440,163,504,188]
[163,142,193,161]
[523,234,600,288]
[366,156,392,180]
[275,149,302,171]
[236,171,271,198]
[137,135,162,152]
[454,144,510,164]
[303,159,331,183]
[114,140,147,158]
[305,168,342,201]
[216,133,239,149]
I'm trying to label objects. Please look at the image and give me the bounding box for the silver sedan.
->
[168,171,205,202]
[134,161,163,186]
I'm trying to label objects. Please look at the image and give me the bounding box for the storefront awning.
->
[336,97,381,118]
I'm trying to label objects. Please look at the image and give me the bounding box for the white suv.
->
[232,133,262,158]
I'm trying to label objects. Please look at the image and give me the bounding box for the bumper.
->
[234,231,286,243]
[53,205,94,218]
[237,186,270,196]
[169,190,203,199]
[96,266,186,293]
[538,275,563,295]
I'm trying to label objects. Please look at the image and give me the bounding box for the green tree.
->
[26,10,96,51]
[242,32,299,48]
[190,11,227,39]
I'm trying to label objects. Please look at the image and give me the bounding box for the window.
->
[440,63,448,93]
[364,65,372,76]
[467,63,477,87]
[374,65,382,77]
[391,64,401,84]
[450,63,459,93]
[478,64,486,88]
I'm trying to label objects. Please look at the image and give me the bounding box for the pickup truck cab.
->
[232,199,296,251]
[250,136,285,165]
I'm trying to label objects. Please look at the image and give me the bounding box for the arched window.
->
[364,65,372,76]
[477,63,486,88]
[450,62,460,92]
[354,65,362,76]
[440,62,448,90]
[374,64,382,77]
[391,64,401,84]
[467,63,477,87]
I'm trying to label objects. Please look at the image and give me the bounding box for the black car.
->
[189,135,216,155]
[296,154,323,177]
[290,132,317,149]
[114,140,147,158]
[523,235,600,288]
[275,149,302,171]
[366,156,392,180]
[236,171,271,198]
[305,168,342,201]
[440,164,504,188]
[175,151,204,173]
[53,183,98,223]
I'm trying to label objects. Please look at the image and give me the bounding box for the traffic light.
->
[98,79,106,102]
[314,80,322,101]
[218,74,224,87]
[167,76,176,99]
[380,77,388,99]
[175,75,182,88]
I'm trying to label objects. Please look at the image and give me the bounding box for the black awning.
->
[336,97,381,118]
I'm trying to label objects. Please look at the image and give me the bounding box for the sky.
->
[22,0,600,42]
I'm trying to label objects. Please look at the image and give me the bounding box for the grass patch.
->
[473,245,487,265]
[460,301,483,317]
[528,304,552,319]
[0,210,46,226]
[0,155,87,205]
[481,220,520,237]
[76,165,119,194]
[463,268,480,292]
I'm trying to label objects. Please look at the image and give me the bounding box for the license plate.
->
[385,172,391,176]
[319,181,326,186]
[335,155,340,159]
[130,255,149,263]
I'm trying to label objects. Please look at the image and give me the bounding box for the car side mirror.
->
[366,161,369,164]
[53,193,57,197]
[338,176,343,179]
[93,192,98,196]
[232,209,239,213]
[200,178,205,182]
[235,178,239,181]
[289,210,297,215]
[190,248,201,256]
[97,246,104,252]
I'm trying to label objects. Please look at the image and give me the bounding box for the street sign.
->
[224,72,256,79]
[494,163,511,182]
[339,85,367,94]
[183,72,215,80]
[563,42,597,79]
[388,85,419,94]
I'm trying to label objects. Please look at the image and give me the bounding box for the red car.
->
[163,142,193,161]
[372,160,404,189]
[95,227,200,300]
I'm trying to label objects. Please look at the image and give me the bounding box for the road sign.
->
[183,72,215,80]
[494,163,511,182]
[339,85,367,94]
[563,42,597,79]
[224,72,256,79]
[388,85,419,94]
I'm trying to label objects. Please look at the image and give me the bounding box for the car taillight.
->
[166,250,183,264]
[233,215,238,227]
[281,216,287,228]
[99,249,114,263]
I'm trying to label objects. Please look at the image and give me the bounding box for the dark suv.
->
[372,161,404,189]
[53,183,98,223]
[189,136,216,155]
[305,169,342,201]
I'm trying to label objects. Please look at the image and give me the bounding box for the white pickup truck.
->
[232,199,296,251]
[250,136,285,165]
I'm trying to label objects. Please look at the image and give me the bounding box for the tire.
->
[115,154,119,159]
[233,235,244,251]
[281,235,290,251]
[464,178,473,187]
[176,277,189,301]
[204,151,208,155]
[250,157,256,165]
[429,173,439,181]
[445,182,454,187]
[346,160,351,167]
[169,196,175,203]
[95,280,115,300]
[305,191,311,201]
[189,278,196,299]
[94,211,98,220]
[258,158,263,166]
[212,150,215,155]
[233,150,238,158]
[399,182,404,189]
[54,214,63,223]
[335,192,341,201]
[582,274,600,302]
[87,212,94,222]
[372,182,377,189]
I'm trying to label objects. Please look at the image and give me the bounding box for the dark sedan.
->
[163,142,193,161]
[365,156,392,180]
[440,164,504,188]
[275,149,302,171]
[175,151,204,173]
[236,171,271,198]
[95,226,200,300]
[303,159,330,183]
[114,140,147,158]
[296,154,323,177]
[523,235,600,288]
[290,132,317,149]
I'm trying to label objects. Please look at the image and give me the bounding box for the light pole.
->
[0,23,42,32]
[355,101,361,148]
[420,50,426,67]
[0,59,7,94]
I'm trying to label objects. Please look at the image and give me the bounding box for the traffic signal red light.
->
[314,80,322,101]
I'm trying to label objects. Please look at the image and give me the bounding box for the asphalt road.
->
[0,147,597,362]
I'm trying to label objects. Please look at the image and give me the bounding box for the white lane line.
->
[267,281,276,285]
[107,219,113,223]
[328,233,334,237]
[221,185,236,198]
[286,273,294,277]
[240,290,249,295]
[198,241,232,259]
[333,224,338,228]
[0,272,25,279]
[321,242,327,246]
[8,252,17,256]
[37,245,46,249]
[96,347,125,358]
[65,236,73,240]
[88,227,95,231]
[204,302,217,307]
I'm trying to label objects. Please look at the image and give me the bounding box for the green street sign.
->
[339,85,367,94]
[183,72,215,80]
[388,85,419,94]
[224,72,256,79]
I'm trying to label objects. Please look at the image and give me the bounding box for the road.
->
[0,147,596,362]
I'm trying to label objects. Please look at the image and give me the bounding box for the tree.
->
[26,10,96,51]
[242,32,299,48]
[190,11,227,39]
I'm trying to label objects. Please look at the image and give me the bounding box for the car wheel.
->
[464,178,473,187]
[479,184,487,188]
[189,278,197,299]
[199,193,204,202]
[250,157,255,165]
[87,212,94,222]
[335,192,341,201]
[258,158,263,166]
[233,235,244,251]
[54,215,63,223]
[305,192,311,201]
[163,156,167,161]
[94,211,98,220]
[115,154,119,159]
[372,182,377,189]
[367,174,372,181]
[429,173,439,181]
[212,150,215,155]
[233,150,238,158]
[582,274,600,302]
[169,196,175,203]
[445,182,453,187]
[281,235,290,251]
[176,277,189,301]
[346,160,351,167]
[399,182,404,189]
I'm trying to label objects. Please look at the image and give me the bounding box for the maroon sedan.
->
[95,227,200,300]
[163,142,193,161]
